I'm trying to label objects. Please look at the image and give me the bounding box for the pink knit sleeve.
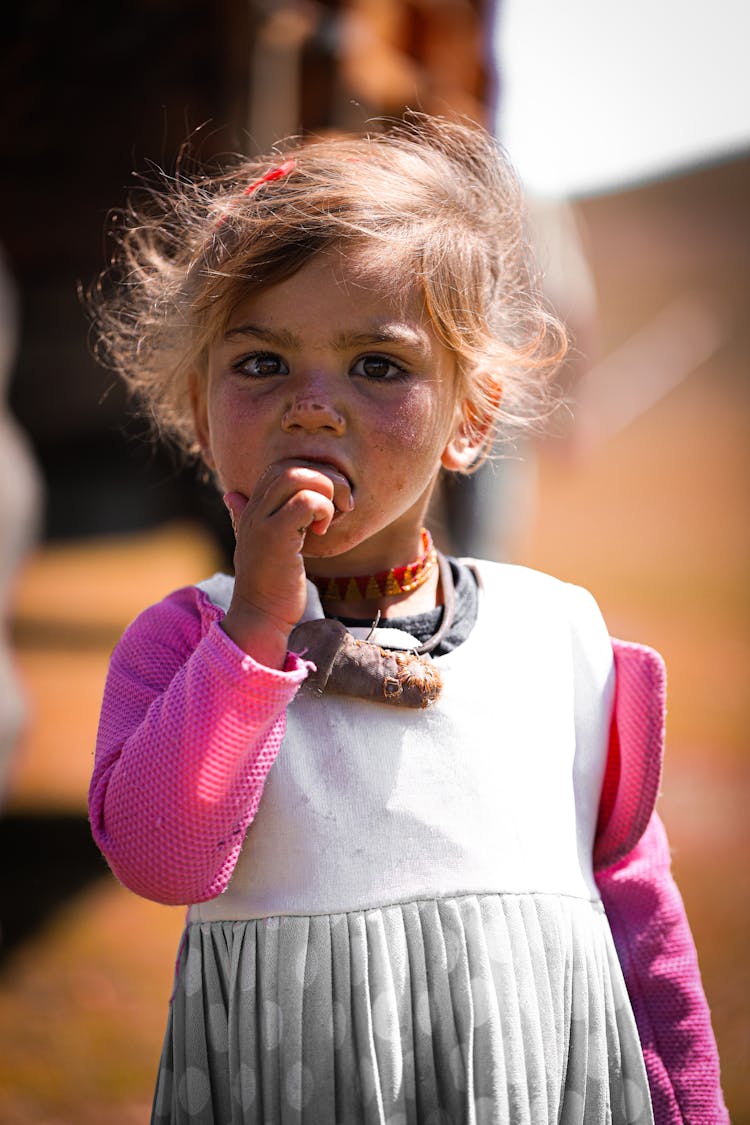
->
[89,585,310,906]
[594,639,666,871]
[594,639,728,1123]
[597,815,728,1124]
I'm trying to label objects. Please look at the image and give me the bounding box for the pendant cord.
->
[415,552,455,655]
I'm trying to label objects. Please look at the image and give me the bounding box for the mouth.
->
[292,456,353,491]
[286,456,355,517]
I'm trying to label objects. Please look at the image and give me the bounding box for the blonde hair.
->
[86,113,567,463]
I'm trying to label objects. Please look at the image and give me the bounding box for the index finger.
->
[264,459,354,512]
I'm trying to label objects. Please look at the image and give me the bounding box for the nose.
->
[281,396,346,435]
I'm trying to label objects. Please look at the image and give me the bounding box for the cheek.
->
[376,385,454,448]
[366,394,454,495]
[208,384,262,449]
[202,406,255,488]
[377,396,454,465]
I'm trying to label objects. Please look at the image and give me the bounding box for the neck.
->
[316,566,443,620]
[306,527,439,619]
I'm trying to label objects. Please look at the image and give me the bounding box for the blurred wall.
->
[1,1,250,544]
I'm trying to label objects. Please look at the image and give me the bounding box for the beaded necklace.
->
[308,528,437,603]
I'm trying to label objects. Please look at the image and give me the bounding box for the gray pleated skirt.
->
[151,893,652,1124]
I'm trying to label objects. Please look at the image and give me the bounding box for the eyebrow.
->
[223,323,299,349]
[223,322,429,352]
[335,326,426,350]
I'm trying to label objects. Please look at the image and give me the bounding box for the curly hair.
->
[85,113,567,462]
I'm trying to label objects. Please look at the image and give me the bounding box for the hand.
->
[220,460,353,668]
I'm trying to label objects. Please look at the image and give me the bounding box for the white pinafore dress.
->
[151,562,654,1124]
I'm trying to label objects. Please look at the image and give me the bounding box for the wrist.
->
[220,604,293,671]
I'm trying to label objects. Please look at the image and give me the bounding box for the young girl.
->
[88,115,727,1124]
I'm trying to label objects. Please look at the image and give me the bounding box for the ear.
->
[441,393,498,472]
[188,370,215,469]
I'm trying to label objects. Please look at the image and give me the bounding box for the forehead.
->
[223,250,433,342]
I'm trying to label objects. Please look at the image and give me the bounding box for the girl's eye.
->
[351,354,407,381]
[234,352,288,378]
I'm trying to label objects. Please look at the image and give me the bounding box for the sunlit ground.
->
[1,157,748,1121]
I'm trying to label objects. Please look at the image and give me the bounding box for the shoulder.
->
[105,573,311,706]
[466,559,615,711]
[595,639,667,869]
[114,575,230,669]
[469,559,610,641]
[470,558,597,602]
[195,572,235,613]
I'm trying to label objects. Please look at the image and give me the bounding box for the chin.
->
[302,524,363,561]
[302,540,350,561]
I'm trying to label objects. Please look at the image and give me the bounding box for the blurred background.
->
[1,1,748,1121]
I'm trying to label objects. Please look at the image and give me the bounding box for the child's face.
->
[193,251,478,569]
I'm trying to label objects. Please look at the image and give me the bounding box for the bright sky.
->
[493,0,750,197]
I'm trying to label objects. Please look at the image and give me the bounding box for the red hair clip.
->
[241,158,296,196]
[214,158,295,228]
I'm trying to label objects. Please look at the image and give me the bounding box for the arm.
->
[594,639,728,1123]
[89,585,310,906]
[596,814,728,1124]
